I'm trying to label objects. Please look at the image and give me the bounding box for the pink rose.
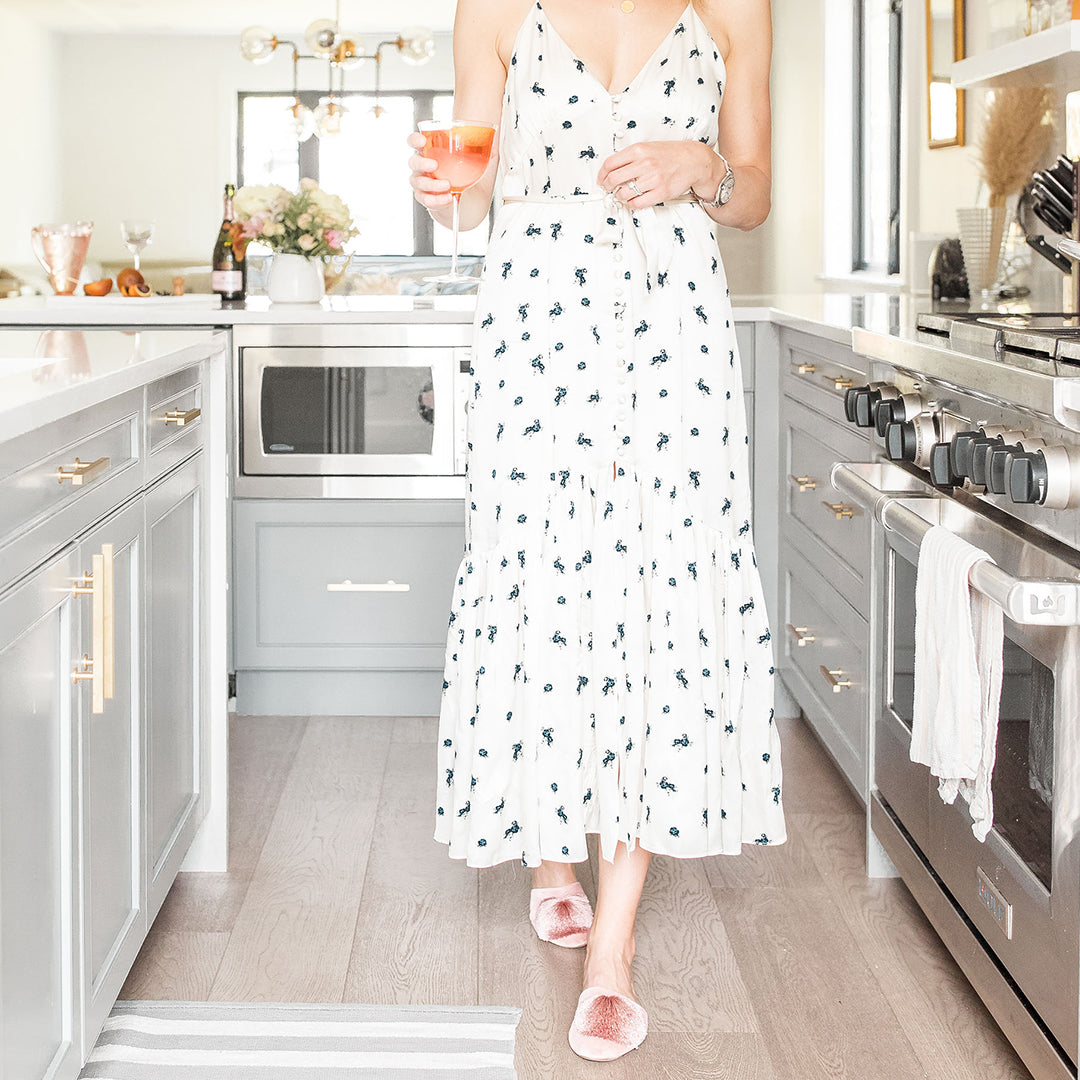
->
[325,228,344,250]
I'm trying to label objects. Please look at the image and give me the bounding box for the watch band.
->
[696,151,734,208]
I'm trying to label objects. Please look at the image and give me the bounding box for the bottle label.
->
[212,270,243,292]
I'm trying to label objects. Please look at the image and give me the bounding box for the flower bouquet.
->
[232,179,358,301]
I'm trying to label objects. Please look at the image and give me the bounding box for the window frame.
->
[236,88,453,257]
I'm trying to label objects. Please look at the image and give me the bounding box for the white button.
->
[614,287,624,296]
[614,253,623,263]
[616,340,625,349]
[617,393,627,404]
[617,445,627,456]
[617,411,628,423]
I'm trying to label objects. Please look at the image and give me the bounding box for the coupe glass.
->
[120,218,155,270]
[418,119,496,282]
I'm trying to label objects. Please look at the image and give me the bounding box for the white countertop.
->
[0,290,918,344]
[0,328,227,441]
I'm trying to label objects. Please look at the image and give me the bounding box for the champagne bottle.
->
[211,183,245,302]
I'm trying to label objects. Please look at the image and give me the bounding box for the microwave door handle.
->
[878,497,1080,627]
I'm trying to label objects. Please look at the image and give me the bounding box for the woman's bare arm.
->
[407,0,515,232]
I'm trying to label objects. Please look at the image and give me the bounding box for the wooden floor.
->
[122,714,1034,1079]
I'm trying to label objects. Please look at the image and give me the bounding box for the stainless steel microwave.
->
[235,324,474,501]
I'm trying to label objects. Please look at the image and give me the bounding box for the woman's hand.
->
[597,140,723,209]
[407,131,453,211]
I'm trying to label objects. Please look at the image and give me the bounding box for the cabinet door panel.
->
[0,549,79,1080]
[77,501,144,1053]
[145,454,201,917]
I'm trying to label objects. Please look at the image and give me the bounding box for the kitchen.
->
[1,0,1078,1076]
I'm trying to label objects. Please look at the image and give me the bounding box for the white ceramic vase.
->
[267,253,325,304]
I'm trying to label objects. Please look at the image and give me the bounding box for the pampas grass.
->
[977,86,1054,208]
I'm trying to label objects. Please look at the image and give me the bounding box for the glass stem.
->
[450,193,461,278]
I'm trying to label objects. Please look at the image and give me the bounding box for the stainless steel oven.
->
[233,322,473,498]
[831,313,1080,1080]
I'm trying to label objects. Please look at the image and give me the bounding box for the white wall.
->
[0,9,59,268]
[55,31,454,263]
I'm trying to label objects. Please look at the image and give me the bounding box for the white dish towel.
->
[909,524,1004,840]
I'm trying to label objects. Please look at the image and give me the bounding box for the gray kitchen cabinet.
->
[144,452,203,921]
[777,326,872,800]
[0,546,81,1080]
[76,499,145,1056]
[0,336,222,1080]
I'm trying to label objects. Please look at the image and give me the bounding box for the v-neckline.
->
[536,1,694,98]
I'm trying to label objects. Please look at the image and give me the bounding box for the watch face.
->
[718,170,735,205]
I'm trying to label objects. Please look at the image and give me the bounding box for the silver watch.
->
[699,151,734,207]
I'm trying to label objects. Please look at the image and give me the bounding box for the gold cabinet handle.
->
[789,474,818,492]
[163,407,201,426]
[70,546,114,713]
[821,500,854,520]
[786,624,816,647]
[820,666,854,693]
[820,373,854,391]
[56,456,109,486]
[326,579,411,593]
[796,362,816,375]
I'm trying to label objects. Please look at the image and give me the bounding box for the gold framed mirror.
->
[926,0,965,148]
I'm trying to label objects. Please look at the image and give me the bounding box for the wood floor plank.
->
[798,810,1034,1079]
[119,931,229,1000]
[616,1032,774,1080]
[478,859,588,1080]
[775,716,862,816]
[208,717,391,1001]
[717,883,928,1079]
[344,740,479,1005]
[152,715,307,934]
[634,855,758,1033]
[389,715,439,744]
[701,816,825,890]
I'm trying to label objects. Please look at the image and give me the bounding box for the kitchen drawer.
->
[735,322,754,391]
[145,364,204,482]
[780,327,867,422]
[780,395,871,615]
[0,390,142,589]
[233,499,465,670]
[779,537,869,801]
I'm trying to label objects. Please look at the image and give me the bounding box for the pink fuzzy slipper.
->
[528,882,593,948]
[568,986,649,1061]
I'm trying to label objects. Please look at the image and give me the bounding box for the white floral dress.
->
[435,1,786,868]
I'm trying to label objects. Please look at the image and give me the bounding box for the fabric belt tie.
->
[501,190,699,283]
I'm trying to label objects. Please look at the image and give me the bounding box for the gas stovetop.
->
[915,310,1080,365]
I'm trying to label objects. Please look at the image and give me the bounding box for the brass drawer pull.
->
[821,500,854,520]
[820,373,854,391]
[70,545,114,713]
[163,407,201,426]
[789,474,817,492]
[820,666,853,693]
[795,362,816,375]
[326,579,411,593]
[786,624,816,647]
[56,456,109,485]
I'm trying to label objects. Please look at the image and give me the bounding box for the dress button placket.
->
[611,92,628,477]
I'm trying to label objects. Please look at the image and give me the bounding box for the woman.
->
[409,0,784,1061]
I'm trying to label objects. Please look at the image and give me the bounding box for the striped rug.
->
[79,1001,521,1079]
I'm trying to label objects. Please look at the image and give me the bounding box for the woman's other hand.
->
[407,131,453,211]
[597,140,721,209]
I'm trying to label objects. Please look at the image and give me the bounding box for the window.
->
[238,90,490,258]
[822,0,902,279]
[852,0,903,274]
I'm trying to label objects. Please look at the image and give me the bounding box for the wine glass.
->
[120,218,155,270]
[418,119,496,283]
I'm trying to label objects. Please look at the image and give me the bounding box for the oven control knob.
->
[874,393,925,437]
[885,420,919,462]
[843,386,863,423]
[1006,451,1050,504]
[845,384,900,427]
[928,442,962,488]
[987,443,1024,494]
[970,436,1006,487]
[949,430,983,478]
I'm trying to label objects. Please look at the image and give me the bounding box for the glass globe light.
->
[313,100,348,138]
[240,25,278,63]
[305,17,340,57]
[334,35,367,68]
[399,26,435,65]
[286,99,317,142]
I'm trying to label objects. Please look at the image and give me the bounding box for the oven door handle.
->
[832,460,1080,626]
